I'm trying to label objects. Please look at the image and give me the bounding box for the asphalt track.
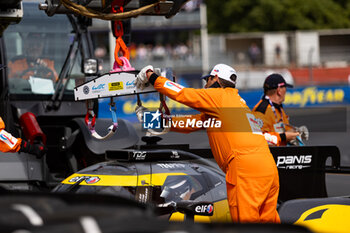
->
[290,106,350,197]
[135,106,350,197]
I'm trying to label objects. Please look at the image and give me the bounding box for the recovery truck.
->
[0,0,188,190]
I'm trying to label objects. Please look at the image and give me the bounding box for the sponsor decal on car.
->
[68,176,88,183]
[68,176,100,184]
[157,163,186,169]
[132,151,147,160]
[276,155,312,169]
[170,151,180,159]
[85,176,100,184]
[195,204,214,215]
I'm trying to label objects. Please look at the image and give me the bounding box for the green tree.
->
[206,0,350,33]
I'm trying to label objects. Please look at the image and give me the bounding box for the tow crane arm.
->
[39,0,190,19]
[40,0,188,139]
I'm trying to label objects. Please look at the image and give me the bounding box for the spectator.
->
[136,43,148,61]
[152,43,166,60]
[129,43,137,61]
[174,43,189,60]
[274,44,282,66]
[248,43,261,67]
[94,46,107,58]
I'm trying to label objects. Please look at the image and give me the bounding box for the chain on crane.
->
[60,0,163,21]
[67,0,172,139]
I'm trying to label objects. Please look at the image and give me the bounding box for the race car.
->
[53,148,232,223]
[53,133,346,227]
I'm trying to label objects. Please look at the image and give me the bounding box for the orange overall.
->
[253,97,292,146]
[0,117,21,153]
[153,76,280,223]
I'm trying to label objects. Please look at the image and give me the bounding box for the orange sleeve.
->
[0,117,22,152]
[8,58,29,79]
[252,110,282,146]
[282,109,294,132]
[8,58,58,81]
[170,113,206,133]
[252,110,274,133]
[153,76,219,116]
[0,117,4,130]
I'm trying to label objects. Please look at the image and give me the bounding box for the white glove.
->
[297,125,309,141]
[136,65,154,90]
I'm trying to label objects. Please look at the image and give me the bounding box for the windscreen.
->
[3,2,84,95]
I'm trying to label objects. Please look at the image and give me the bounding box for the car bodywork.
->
[279,196,350,233]
[54,143,347,226]
[53,149,232,222]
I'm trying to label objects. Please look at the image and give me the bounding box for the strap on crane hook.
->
[85,98,118,140]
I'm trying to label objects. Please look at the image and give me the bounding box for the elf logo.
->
[85,176,100,184]
[276,155,312,169]
[195,204,214,215]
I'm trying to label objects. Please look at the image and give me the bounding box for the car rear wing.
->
[270,145,341,202]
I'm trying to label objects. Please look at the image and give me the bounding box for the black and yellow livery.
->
[279,196,350,233]
[54,142,349,231]
[54,149,232,222]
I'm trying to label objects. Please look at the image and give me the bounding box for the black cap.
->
[201,74,211,81]
[263,73,293,90]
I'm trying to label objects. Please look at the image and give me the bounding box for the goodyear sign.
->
[284,86,348,107]
[239,86,350,109]
[98,86,350,122]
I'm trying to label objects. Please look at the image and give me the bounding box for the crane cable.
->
[60,0,163,20]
